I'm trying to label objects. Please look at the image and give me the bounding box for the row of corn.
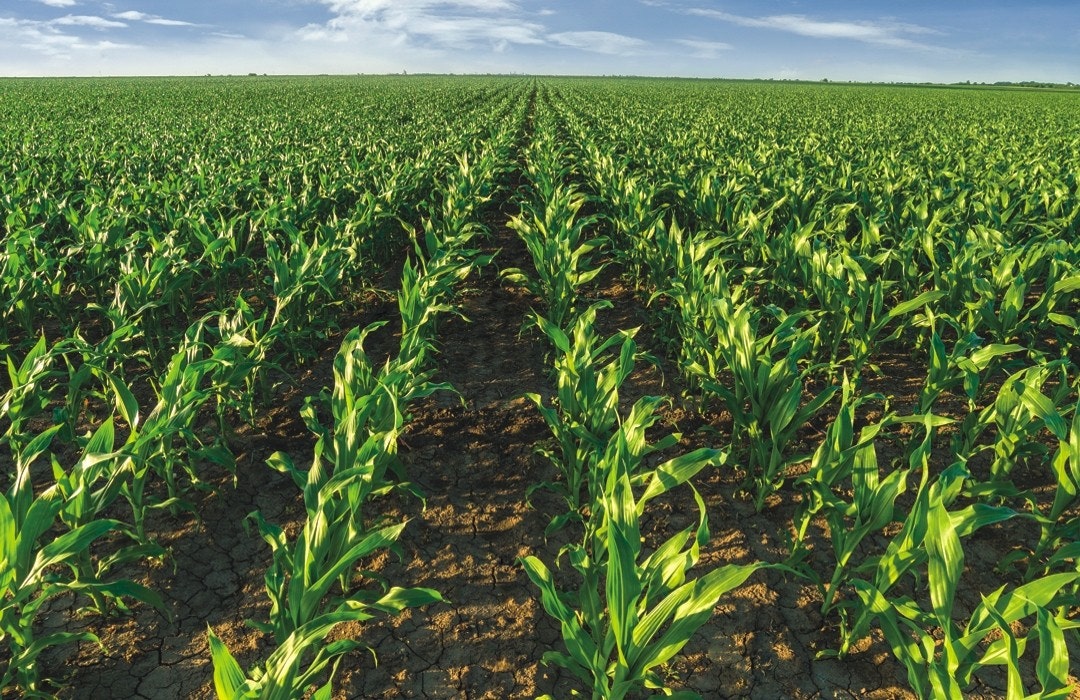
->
[505,110,765,700]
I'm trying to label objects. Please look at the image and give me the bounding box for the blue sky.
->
[2,0,1078,82]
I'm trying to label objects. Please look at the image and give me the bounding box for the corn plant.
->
[964,248,1080,348]
[501,184,607,328]
[98,321,238,541]
[0,228,67,341]
[951,362,1073,483]
[260,223,353,361]
[524,302,654,534]
[839,463,1078,699]
[918,315,1026,415]
[791,376,897,613]
[1,412,168,696]
[521,274,763,697]
[523,396,760,699]
[86,240,197,371]
[646,221,728,367]
[1,335,57,458]
[205,170,499,695]
[686,299,837,510]
[1019,396,1080,581]
[207,323,447,699]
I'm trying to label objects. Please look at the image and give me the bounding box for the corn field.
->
[1,75,1078,699]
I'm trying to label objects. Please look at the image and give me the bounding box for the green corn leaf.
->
[851,580,929,697]
[520,555,598,678]
[926,502,963,633]
[33,518,122,577]
[1018,382,1068,440]
[366,585,446,613]
[1035,608,1070,694]
[207,626,250,700]
[1050,273,1080,295]
[886,290,945,321]
[949,503,1019,539]
[0,495,16,576]
[106,373,140,431]
[606,473,642,663]
[639,448,724,511]
[16,496,62,574]
[632,563,762,674]
[960,573,1080,653]
[1046,312,1078,329]
[979,598,1025,700]
[66,578,171,619]
[84,416,116,457]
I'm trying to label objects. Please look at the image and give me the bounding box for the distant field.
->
[1,76,1078,699]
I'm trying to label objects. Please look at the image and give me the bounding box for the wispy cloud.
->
[52,14,128,29]
[36,0,78,7]
[301,0,544,49]
[0,16,136,58]
[687,8,948,51]
[113,10,198,27]
[549,30,646,55]
[675,38,731,58]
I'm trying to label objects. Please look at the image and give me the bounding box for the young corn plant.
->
[791,376,897,613]
[951,362,1073,483]
[1015,395,1080,581]
[101,321,237,542]
[207,324,446,699]
[525,302,651,534]
[209,480,441,700]
[647,222,729,372]
[917,314,1025,416]
[687,299,837,510]
[501,184,608,329]
[522,397,761,700]
[844,282,944,385]
[261,224,352,362]
[206,198,495,695]
[964,248,1080,349]
[840,463,1078,699]
[1,413,168,696]
[1,334,60,459]
[0,228,67,342]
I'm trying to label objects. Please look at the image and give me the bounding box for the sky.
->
[1,0,1078,83]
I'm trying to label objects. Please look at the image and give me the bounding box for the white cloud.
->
[300,0,544,50]
[52,14,128,29]
[324,0,519,12]
[36,0,78,7]
[549,30,647,55]
[675,38,732,58]
[687,9,947,51]
[113,10,197,27]
[146,18,197,27]
[113,11,149,21]
[0,16,137,59]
